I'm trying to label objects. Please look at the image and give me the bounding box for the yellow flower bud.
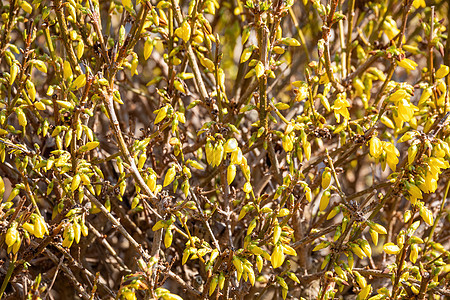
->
[209,274,218,296]
[369,222,387,234]
[227,164,236,185]
[138,153,147,170]
[12,236,21,254]
[313,241,330,251]
[72,74,86,90]
[213,142,224,167]
[273,225,282,244]
[359,239,372,257]
[271,244,285,268]
[26,80,36,101]
[80,141,99,152]
[410,244,419,263]
[321,254,331,269]
[6,224,18,247]
[246,265,255,286]
[163,166,176,187]
[63,60,73,81]
[256,255,263,273]
[238,204,251,220]
[408,144,419,165]
[232,256,244,274]
[164,228,173,248]
[152,220,166,231]
[333,226,342,242]
[383,242,400,254]
[389,89,408,103]
[335,265,347,281]
[247,218,257,236]
[34,215,48,238]
[9,63,19,85]
[282,244,297,256]
[319,189,331,211]
[327,206,340,220]
[350,243,367,259]
[369,228,378,246]
[22,222,34,235]
[81,223,88,237]
[305,186,312,202]
[321,168,331,189]
[287,272,300,284]
[73,222,81,244]
[218,272,225,290]
[71,174,81,192]
[16,108,27,128]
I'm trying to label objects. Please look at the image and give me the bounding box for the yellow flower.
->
[294,85,309,102]
[282,134,294,152]
[243,182,252,193]
[382,142,400,171]
[412,0,426,8]
[332,94,350,123]
[406,182,422,200]
[398,58,418,70]
[389,89,408,103]
[435,65,449,79]
[224,138,238,153]
[5,224,18,247]
[397,99,418,122]
[382,17,400,40]
[282,244,297,256]
[358,284,372,300]
[419,87,432,105]
[369,136,383,159]
[422,173,437,193]
[34,215,49,238]
[419,206,434,226]
[22,222,35,235]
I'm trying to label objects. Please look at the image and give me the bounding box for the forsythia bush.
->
[0,0,449,298]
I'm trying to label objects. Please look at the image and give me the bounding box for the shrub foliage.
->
[0,0,449,299]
